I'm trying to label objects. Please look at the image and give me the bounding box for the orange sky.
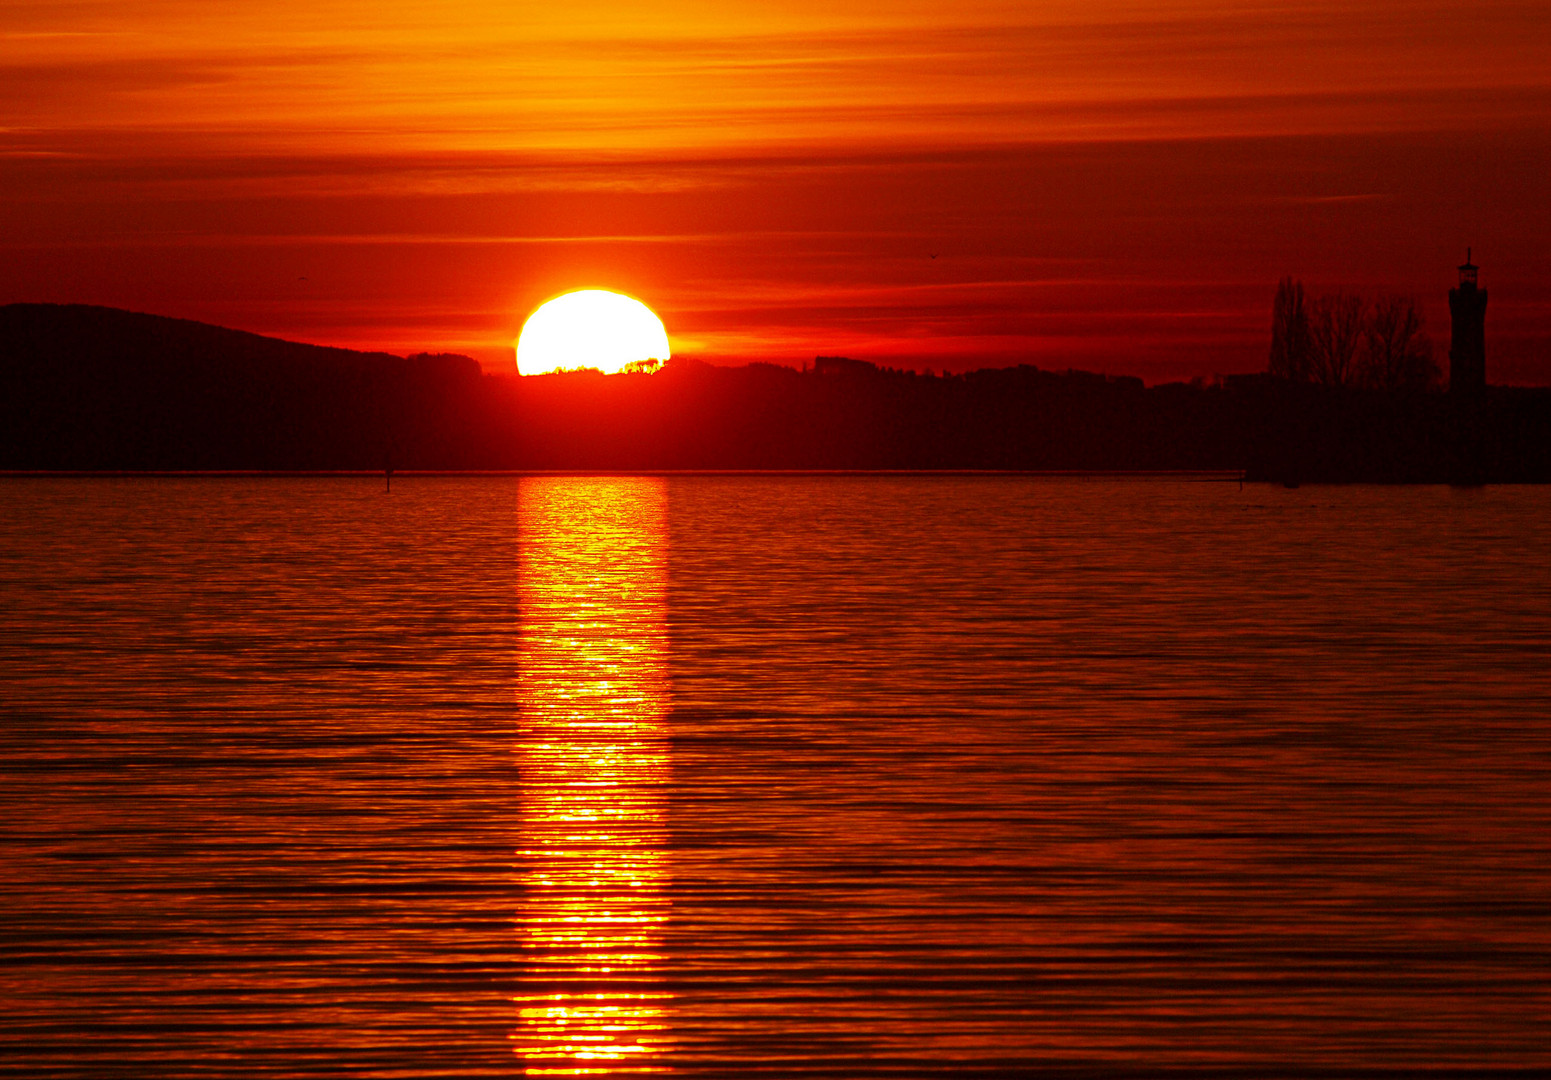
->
[3,0,1549,381]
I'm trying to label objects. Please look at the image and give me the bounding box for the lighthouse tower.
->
[1448,248,1487,396]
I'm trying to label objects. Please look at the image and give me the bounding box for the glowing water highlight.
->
[513,477,672,1074]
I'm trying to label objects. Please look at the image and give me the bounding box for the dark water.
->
[3,476,1549,1077]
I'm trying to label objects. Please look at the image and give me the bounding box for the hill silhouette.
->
[3,303,1548,480]
[1,305,488,469]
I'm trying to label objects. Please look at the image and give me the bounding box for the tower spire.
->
[1449,249,1487,394]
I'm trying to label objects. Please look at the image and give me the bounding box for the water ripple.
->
[2,476,1549,1076]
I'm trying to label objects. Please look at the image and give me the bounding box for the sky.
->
[3,0,1549,382]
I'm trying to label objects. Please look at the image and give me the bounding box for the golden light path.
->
[514,477,672,1075]
[516,292,671,376]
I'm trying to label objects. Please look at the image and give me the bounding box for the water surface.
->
[3,476,1549,1076]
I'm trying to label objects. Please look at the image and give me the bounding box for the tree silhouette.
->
[1308,292,1365,387]
[1360,295,1435,392]
[1269,277,1313,381]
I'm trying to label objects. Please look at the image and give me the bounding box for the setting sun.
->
[516,290,670,376]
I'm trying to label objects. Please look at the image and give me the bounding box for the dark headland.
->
[3,303,1548,481]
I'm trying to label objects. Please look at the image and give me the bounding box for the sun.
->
[516,290,671,376]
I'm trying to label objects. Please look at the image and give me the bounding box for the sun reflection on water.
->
[514,477,672,1075]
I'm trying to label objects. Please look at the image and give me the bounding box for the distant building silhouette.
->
[1448,249,1487,395]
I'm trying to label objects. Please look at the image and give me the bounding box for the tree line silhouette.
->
[3,302,1548,481]
[1269,278,1436,392]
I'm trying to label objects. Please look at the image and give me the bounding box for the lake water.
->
[3,476,1549,1077]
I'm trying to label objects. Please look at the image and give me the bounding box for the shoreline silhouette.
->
[4,303,1548,481]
